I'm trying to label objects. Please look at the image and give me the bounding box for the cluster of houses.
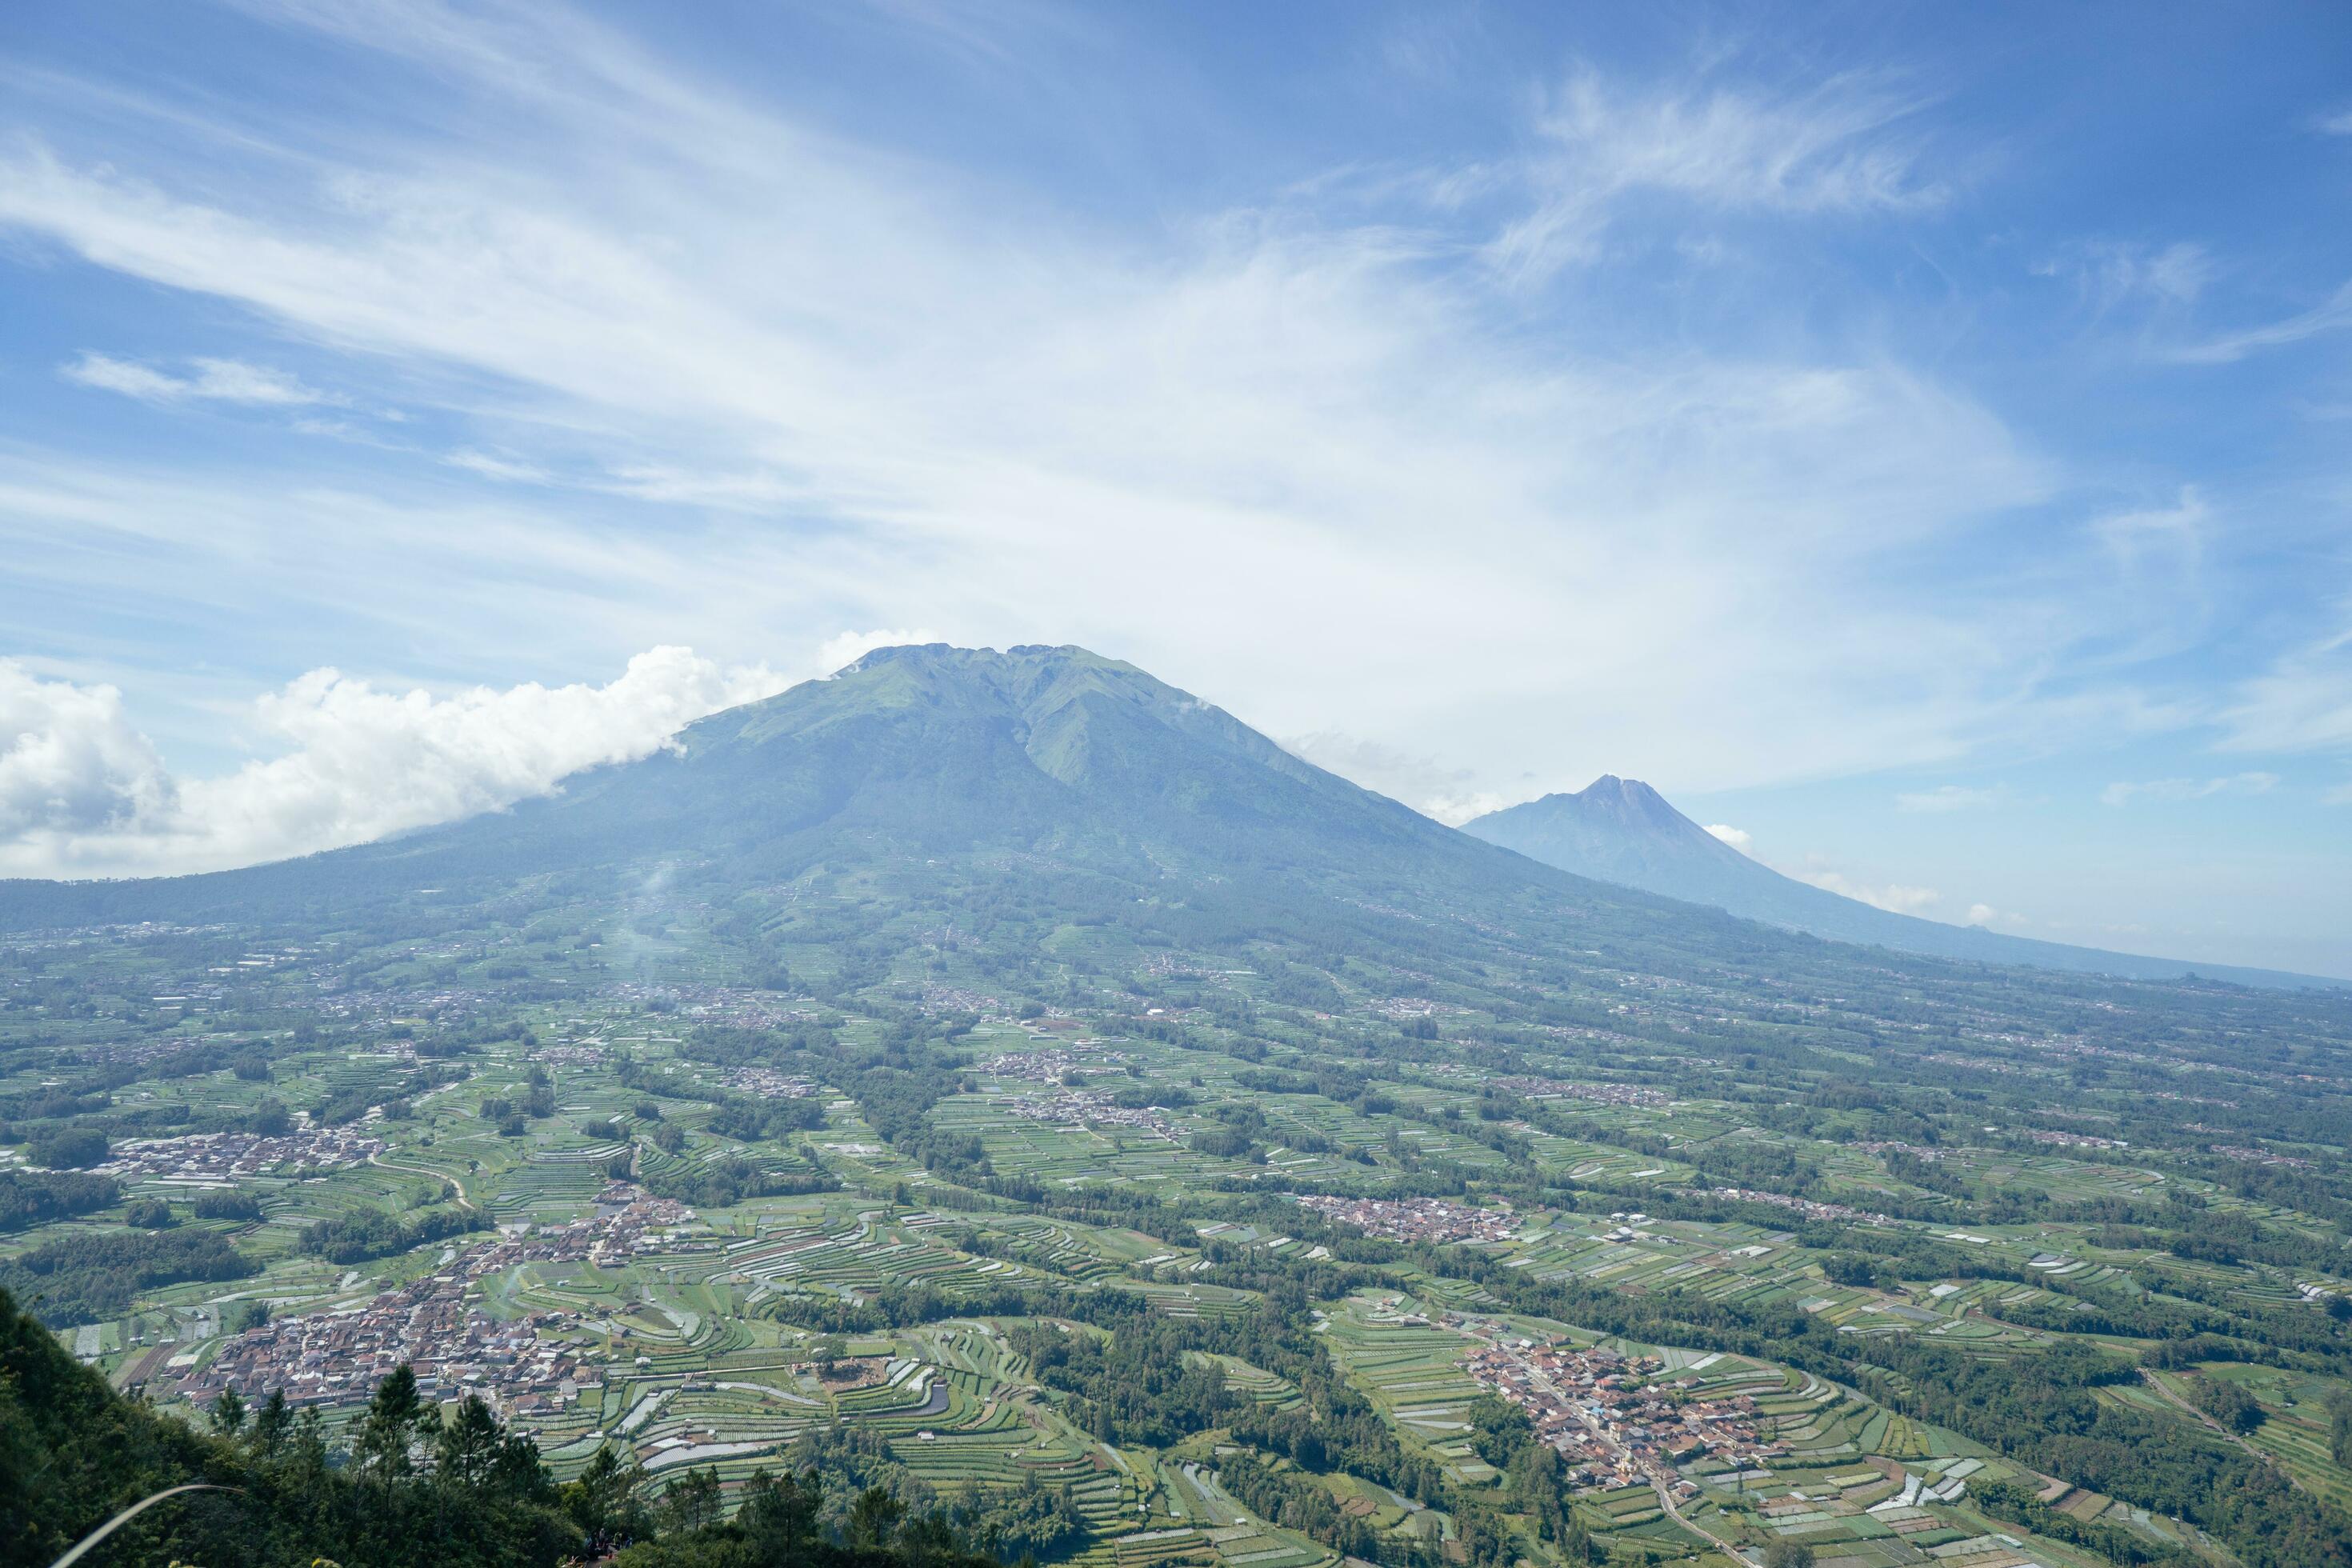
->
[96,1126,385,1182]
[1456,1336,1778,1490]
[978,1047,1132,1082]
[1854,1138,1945,1162]
[180,1182,706,1416]
[2019,1128,2129,1151]
[723,1066,818,1098]
[184,1273,605,1418]
[997,1090,1181,1141]
[1294,1194,1523,1246]
[2210,1143,2314,1169]
[1708,1186,1892,1226]
[1486,1076,1670,1108]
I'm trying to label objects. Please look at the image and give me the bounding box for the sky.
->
[1,2,2350,976]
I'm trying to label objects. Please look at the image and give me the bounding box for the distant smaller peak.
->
[1579,773,1665,800]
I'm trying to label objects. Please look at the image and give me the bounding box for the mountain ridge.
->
[1463,775,2336,990]
[0,642,2332,990]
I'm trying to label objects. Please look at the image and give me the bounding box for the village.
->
[1486,1076,1670,1108]
[722,1066,819,1098]
[994,1089,1182,1141]
[978,1046,1134,1082]
[1707,1186,1894,1226]
[1454,1329,1779,1493]
[1296,1193,1523,1245]
[178,1182,709,1417]
[96,1126,386,1182]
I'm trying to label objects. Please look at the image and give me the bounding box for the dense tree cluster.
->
[0,1166,120,1233]
[0,1228,255,1326]
[297,1205,490,1266]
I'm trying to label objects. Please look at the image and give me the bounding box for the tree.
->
[209,1384,246,1437]
[1764,1541,1817,1568]
[658,1466,723,1534]
[251,1386,292,1455]
[563,1442,650,1548]
[354,1362,426,1480]
[849,1483,905,1547]
[435,1394,505,1487]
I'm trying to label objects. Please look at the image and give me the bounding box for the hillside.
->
[0,645,1553,924]
[5,646,2352,1568]
[1464,775,2335,990]
[0,646,1859,1003]
[4,643,2328,994]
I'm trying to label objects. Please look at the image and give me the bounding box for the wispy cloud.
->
[1895,783,2007,813]
[1487,67,1946,282]
[1795,867,1941,915]
[2099,772,2278,806]
[1702,822,1753,852]
[0,5,2088,818]
[445,450,557,485]
[62,351,335,406]
[2035,238,2213,315]
[2215,618,2352,754]
[1280,731,1512,825]
[2164,278,2352,364]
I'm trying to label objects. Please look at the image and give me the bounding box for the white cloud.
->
[445,450,556,485]
[61,352,334,406]
[0,3,2235,858]
[2099,772,2278,806]
[2216,618,2352,754]
[2035,239,2212,314]
[2166,278,2352,365]
[1794,868,1941,915]
[1488,68,1945,282]
[0,648,794,878]
[2315,108,2352,137]
[1963,902,2028,929]
[1702,822,1753,852]
[0,663,177,839]
[1894,784,2006,814]
[1279,731,1514,824]
[2324,782,2352,806]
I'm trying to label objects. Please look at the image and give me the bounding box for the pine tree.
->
[354,1362,425,1481]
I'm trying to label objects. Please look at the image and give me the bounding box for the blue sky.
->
[2,2,2350,974]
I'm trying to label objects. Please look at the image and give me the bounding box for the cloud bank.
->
[0,648,794,878]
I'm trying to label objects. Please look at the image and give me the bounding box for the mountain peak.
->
[1465,774,2327,988]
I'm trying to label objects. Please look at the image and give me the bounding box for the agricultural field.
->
[5,884,2352,1568]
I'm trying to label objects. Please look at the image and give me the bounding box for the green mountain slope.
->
[1,642,2329,996]
[0,646,1702,939]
